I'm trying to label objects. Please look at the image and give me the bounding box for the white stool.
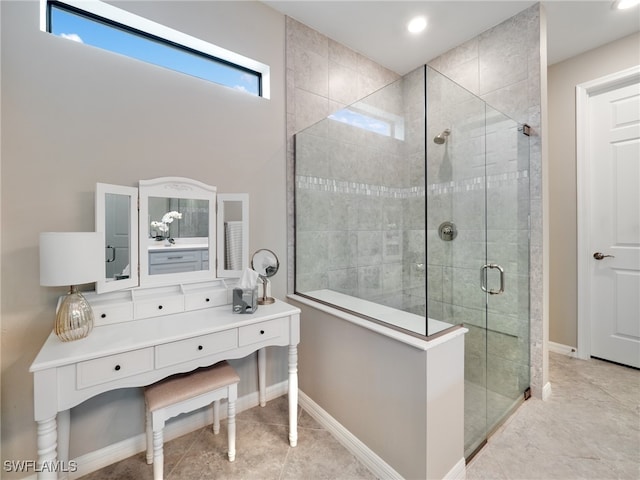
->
[144,361,240,480]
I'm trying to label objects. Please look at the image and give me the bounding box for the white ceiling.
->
[263,1,640,74]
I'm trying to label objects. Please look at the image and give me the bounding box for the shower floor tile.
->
[464,380,520,457]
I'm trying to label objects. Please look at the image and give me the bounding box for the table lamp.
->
[40,232,102,342]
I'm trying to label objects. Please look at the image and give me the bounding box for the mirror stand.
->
[258,276,274,305]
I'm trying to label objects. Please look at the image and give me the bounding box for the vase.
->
[54,286,94,341]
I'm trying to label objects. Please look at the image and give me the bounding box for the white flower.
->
[161,211,182,224]
[150,211,182,235]
[150,220,169,233]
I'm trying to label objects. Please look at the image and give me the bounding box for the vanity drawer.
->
[184,289,227,311]
[77,348,154,389]
[93,302,134,327]
[238,318,286,347]
[155,329,238,369]
[149,249,203,264]
[134,296,184,319]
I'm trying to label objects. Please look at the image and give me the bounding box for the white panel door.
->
[588,81,640,368]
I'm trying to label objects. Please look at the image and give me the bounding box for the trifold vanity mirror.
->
[95,177,248,294]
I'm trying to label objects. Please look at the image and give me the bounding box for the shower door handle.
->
[480,264,505,295]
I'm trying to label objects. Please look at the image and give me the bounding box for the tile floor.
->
[81,352,639,479]
[467,353,640,480]
[79,395,375,480]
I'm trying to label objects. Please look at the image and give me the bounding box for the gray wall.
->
[1,0,286,473]
[547,32,640,348]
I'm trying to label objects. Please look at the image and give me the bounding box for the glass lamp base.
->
[55,287,94,342]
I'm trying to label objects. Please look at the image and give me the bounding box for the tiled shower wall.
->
[427,4,544,397]
[285,17,400,296]
[294,81,409,304]
[400,68,428,316]
[294,72,434,312]
[287,4,545,396]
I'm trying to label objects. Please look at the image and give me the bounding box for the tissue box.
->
[232,287,258,314]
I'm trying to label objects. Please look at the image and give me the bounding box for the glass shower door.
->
[425,66,530,458]
[484,108,530,436]
[425,66,490,456]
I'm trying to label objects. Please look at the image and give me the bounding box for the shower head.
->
[433,128,451,144]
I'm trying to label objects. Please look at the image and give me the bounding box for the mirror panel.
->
[251,248,278,305]
[251,248,279,277]
[148,197,209,241]
[217,193,249,278]
[139,177,217,287]
[95,179,249,294]
[95,183,139,293]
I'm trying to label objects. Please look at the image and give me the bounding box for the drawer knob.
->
[205,298,210,302]
[260,330,265,335]
[158,305,163,310]
[101,313,106,318]
[198,345,203,351]
[114,365,121,371]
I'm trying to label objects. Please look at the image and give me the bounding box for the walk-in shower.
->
[294,65,530,458]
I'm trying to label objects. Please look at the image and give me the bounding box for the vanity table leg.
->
[288,345,298,447]
[258,348,266,407]
[57,409,71,480]
[36,416,58,480]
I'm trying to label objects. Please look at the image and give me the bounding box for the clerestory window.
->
[41,0,270,98]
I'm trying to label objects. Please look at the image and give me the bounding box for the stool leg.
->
[213,399,220,435]
[145,409,153,465]
[152,428,164,480]
[228,385,237,462]
[227,400,236,462]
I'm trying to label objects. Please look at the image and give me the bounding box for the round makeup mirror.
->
[251,249,279,304]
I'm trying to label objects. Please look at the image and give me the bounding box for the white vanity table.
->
[30,297,300,480]
[31,178,295,479]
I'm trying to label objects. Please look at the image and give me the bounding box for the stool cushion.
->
[145,361,240,412]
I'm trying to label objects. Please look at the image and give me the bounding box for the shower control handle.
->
[593,252,614,260]
[480,264,505,295]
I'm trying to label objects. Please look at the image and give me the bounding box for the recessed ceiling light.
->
[407,16,427,34]
[612,0,640,9]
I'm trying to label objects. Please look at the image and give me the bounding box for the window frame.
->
[40,0,271,99]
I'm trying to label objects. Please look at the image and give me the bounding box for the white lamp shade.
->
[40,232,103,287]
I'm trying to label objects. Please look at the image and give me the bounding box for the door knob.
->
[593,252,615,260]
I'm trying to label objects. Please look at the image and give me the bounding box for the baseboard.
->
[446,457,467,480]
[548,341,577,357]
[63,381,289,480]
[298,390,404,480]
[542,381,552,401]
